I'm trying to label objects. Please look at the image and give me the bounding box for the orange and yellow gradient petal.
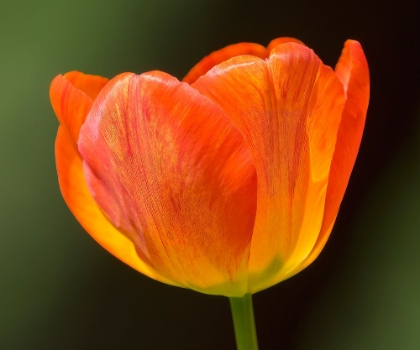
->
[78,72,257,296]
[193,42,346,293]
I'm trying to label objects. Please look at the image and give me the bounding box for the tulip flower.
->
[50,37,369,350]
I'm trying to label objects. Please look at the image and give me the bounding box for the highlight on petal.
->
[50,72,109,143]
[193,43,346,293]
[78,72,257,296]
[183,37,305,85]
[55,126,175,285]
[183,42,266,84]
[266,37,305,54]
[292,40,370,275]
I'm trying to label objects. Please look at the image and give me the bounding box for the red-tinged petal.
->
[78,72,257,296]
[193,43,345,293]
[182,42,267,84]
[55,126,177,286]
[292,40,370,275]
[50,72,109,143]
[266,37,305,54]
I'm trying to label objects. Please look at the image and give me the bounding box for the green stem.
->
[229,293,259,350]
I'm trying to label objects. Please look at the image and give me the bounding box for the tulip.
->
[50,37,369,350]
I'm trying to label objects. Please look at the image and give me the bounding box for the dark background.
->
[1,0,419,349]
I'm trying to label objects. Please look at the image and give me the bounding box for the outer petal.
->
[193,43,345,293]
[55,126,175,285]
[78,72,257,296]
[292,40,370,275]
[52,72,174,284]
[50,72,109,143]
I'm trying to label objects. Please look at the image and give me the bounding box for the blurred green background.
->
[1,0,419,349]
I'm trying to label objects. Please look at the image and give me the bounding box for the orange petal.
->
[50,72,108,143]
[292,40,370,275]
[78,72,257,296]
[55,125,176,285]
[193,43,345,293]
[182,42,267,84]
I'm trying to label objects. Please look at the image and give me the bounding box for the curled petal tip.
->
[50,72,109,144]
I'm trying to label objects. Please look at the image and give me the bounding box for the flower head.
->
[50,38,369,296]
